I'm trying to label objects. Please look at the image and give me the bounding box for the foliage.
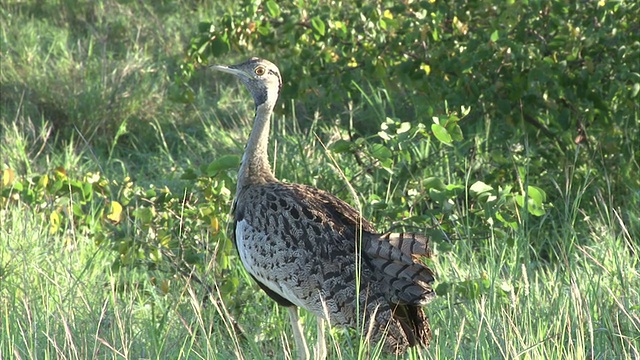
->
[1,0,639,358]
[186,2,638,126]
[0,154,243,285]
[181,0,639,211]
[176,0,639,283]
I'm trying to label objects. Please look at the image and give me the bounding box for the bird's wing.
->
[278,183,435,347]
[283,184,435,305]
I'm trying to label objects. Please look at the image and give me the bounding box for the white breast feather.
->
[235,219,306,308]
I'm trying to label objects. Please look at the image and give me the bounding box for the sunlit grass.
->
[1,1,639,359]
[3,97,638,359]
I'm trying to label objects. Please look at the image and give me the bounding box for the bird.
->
[211,57,436,359]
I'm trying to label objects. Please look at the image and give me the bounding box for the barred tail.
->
[363,231,436,352]
[365,232,435,304]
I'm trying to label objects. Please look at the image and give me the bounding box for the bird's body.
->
[212,58,435,358]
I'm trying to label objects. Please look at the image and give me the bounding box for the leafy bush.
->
[0,163,236,297]
[180,0,639,199]
[180,0,636,248]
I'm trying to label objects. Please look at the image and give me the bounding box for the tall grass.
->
[3,106,638,360]
[2,1,639,359]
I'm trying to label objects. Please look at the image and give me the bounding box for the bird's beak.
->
[210,64,248,79]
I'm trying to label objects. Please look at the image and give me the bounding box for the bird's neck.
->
[237,102,277,191]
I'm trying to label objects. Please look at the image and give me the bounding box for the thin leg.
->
[287,306,310,360]
[314,317,327,360]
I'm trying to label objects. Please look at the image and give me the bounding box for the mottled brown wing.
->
[284,184,435,302]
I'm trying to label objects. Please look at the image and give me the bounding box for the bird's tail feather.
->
[365,232,435,304]
[361,231,435,352]
[362,299,431,354]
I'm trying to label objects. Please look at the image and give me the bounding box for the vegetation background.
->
[1,0,638,359]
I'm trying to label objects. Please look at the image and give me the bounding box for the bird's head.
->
[211,57,282,109]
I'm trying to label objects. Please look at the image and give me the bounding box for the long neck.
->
[237,102,278,191]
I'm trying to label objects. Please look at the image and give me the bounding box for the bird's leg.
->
[313,317,327,360]
[287,306,310,360]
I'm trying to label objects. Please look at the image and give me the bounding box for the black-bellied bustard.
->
[212,58,435,359]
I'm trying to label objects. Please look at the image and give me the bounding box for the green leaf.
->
[133,207,155,225]
[36,174,48,189]
[397,122,411,134]
[82,182,93,201]
[266,0,281,17]
[428,188,450,203]
[311,17,325,36]
[431,123,453,145]
[424,177,446,191]
[490,30,499,42]
[495,211,518,229]
[527,186,546,206]
[470,181,493,196]
[13,181,24,191]
[51,179,64,193]
[435,282,451,295]
[515,186,547,217]
[370,143,392,160]
[72,203,84,217]
[210,36,230,57]
[435,240,453,253]
[181,168,198,180]
[378,130,391,141]
[446,183,466,191]
[257,24,271,36]
[379,18,387,30]
[330,139,353,153]
[206,155,240,176]
[446,123,464,141]
[197,22,214,34]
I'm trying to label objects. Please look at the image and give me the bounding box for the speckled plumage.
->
[212,58,435,358]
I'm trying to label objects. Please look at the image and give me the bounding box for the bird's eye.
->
[254,66,266,76]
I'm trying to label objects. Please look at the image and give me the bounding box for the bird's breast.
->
[235,218,311,309]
